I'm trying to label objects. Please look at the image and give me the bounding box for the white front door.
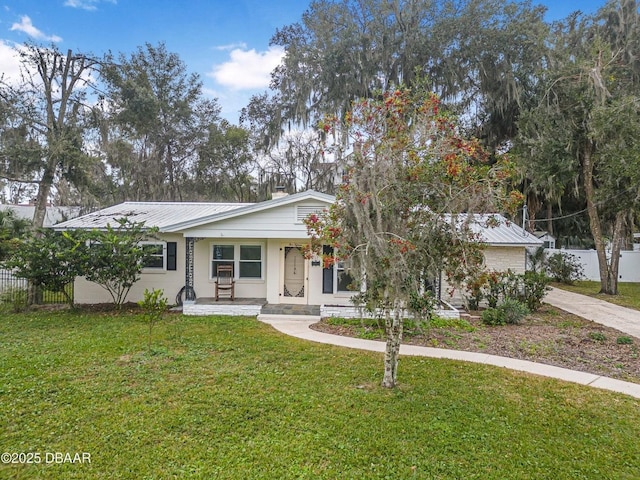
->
[281,245,307,304]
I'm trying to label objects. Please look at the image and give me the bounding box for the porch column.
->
[185,237,196,302]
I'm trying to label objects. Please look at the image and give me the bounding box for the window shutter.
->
[167,242,177,271]
[322,245,333,294]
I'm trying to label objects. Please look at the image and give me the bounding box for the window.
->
[322,246,354,294]
[239,245,262,278]
[336,260,353,292]
[141,243,165,269]
[211,243,263,279]
[212,244,235,277]
[87,240,176,272]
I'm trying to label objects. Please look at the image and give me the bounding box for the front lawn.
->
[555,281,640,310]
[1,309,640,479]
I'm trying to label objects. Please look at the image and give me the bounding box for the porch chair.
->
[214,264,235,301]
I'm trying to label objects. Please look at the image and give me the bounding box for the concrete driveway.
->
[544,287,640,338]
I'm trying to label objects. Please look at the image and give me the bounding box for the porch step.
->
[258,314,321,322]
[260,303,321,316]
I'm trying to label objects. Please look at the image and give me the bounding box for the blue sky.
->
[0,0,607,123]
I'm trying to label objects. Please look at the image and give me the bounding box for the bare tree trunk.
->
[382,302,403,388]
[32,167,54,231]
[582,144,625,294]
[604,212,625,295]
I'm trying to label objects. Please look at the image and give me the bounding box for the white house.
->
[53,190,542,316]
[533,230,556,249]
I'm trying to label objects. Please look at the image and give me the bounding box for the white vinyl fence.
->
[544,249,640,282]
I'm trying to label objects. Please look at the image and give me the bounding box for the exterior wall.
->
[73,230,532,309]
[194,237,268,300]
[73,233,186,304]
[183,303,262,316]
[483,246,528,274]
[309,246,530,309]
[442,246,528,306]
[306,257,354,306]
[181,201,330,239]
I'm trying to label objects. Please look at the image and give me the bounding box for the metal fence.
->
[0,269,73,305]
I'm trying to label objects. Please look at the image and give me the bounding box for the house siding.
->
[442,246,528,306]
[181,201,329,239]
[73,232,186,304]
[67,193,539,309]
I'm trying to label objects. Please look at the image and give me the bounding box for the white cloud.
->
[0,40,22,82]
[10,16,62,42]
[215,42,247,52]
[209,45,284,90]
[64,0,116,11]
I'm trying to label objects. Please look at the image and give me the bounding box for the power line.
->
[525,184,638,224]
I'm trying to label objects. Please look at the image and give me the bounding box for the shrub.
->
[481,299,529,326]
[83,218,160,308]
[527,246,547,274]
[617,336,633,345]
[3,229,83,306]
[464,271,488,310]
[138,288,168,352]
[408,290,437,320]
[481,307,504,326]
[499,270,549,312]
[520,271,551,311]
[546,252,584,285]
[499,298,530,325]
[484,270,506,308]
[501,270,523,302]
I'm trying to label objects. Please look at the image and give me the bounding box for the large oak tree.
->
[249,0,547,154]
[516,0,640,295]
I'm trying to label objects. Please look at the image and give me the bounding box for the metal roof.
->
[52,193,541,248]
[52,191,336,231]
[456,214,543,247]
[53,202,248,230]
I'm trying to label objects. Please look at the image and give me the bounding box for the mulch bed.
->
[311,305,640,384]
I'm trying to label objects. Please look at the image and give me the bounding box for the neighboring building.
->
[53,191,542,315]
[533,230,556,249]
[2,204,83,228]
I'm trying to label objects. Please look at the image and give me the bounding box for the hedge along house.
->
[53,190,543,316]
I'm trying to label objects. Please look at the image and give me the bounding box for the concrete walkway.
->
[545,287,640,338]
[257,313,640,399]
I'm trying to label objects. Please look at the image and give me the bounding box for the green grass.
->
[555,281,640,310]
[1,310,640,479]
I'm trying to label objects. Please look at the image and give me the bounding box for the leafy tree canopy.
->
[306,83,522,387]
[252,0,547,152]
